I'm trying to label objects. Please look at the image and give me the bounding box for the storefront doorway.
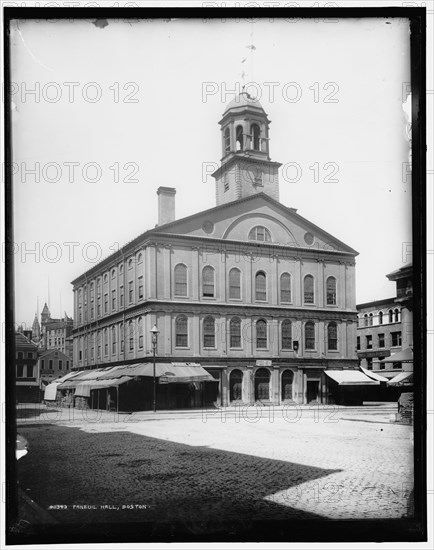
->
[229,369,243,402]
[281,369,294,402]
[255,368,270,401]
[306,380,320,403]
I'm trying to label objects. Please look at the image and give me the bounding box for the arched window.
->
[255,368,270,401]
[248,226,271,242]
[97,330,102,358]
[137,253,142,263]
[120,323,124,353]
[255,271,267,301]
[111,268,116,279]
[230,317,241,348]
[369,313,373,326]
[104,328,108,356]
[327,322,338,351]
[202,266,215,298]
[364,313,369,327]
[224,126,230,153]
[203,316,215,348]
[104,274,108,283]
[138,317,143,349]
[256,319,267,349]
[394,308,400,323]
[174,264,188,297]
[129,321,134,351]
[280,273,292,303]
[281,370,294,402]
[112,326,116,354]
[251,123,260,150]
[304,275,314,304]
[90,282,94,302]
[119,263,123,274]
[305,321,315,350]
[236,125,243,151]
[326,276,337,305]
[229,268,241,299]
[175,316,188,347]
[281,320,292,350]
[229,369,243,402]
[378,311,383,324]
[128,258,133,269]
[389,309,393,323]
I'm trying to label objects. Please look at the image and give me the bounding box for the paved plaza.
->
[16,403,414,525]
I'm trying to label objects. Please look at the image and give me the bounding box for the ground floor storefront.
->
[205,362,378,407]
[45,359,380,411]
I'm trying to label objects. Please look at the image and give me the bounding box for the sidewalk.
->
[16,401,398,425]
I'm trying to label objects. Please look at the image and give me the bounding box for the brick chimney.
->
[157,186,176,226]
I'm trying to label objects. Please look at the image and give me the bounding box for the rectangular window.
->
[129,281,133,304]
[112,341,116,354]
[91,348,94,360]
[79,350,82,360]
[26,365,34,377]
[41,359,45,370]
[391,331,402,347]
[139,335,143,349]
[393,362,401,369]
[27,351,33,358]
[66,361,69,369]
[112,289,116,310]
[97,303,101,316]
[120,286,124,307]
[366,335,372,349]
[105,341,108,356]
[16,365,24,377]
[378,333,385,348]
[49,360,53,369]
[138,276,144,300]
[97,345,101,358]
[366,358,373,370]
[356,336,360,350]
[104,293,108,313]
[17,352,23,359]
[91,305,94,319]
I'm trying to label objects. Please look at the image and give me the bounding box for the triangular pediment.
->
[153,193,358,256]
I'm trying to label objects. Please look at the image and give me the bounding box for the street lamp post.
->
[150,324,160,413]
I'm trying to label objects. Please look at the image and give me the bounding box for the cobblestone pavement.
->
[17,403,414,521]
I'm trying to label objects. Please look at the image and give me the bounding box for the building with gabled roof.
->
[71,93,363,410]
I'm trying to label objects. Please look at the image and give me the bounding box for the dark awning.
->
[75,376,133,397]
[96,362,217,383]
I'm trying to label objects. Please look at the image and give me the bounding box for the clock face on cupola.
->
[212,91,282,206]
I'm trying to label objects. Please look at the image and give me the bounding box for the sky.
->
[9,16,414,327]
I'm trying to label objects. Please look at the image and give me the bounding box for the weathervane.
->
[240,37,256,99]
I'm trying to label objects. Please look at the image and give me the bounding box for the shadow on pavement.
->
[15,423,340,534]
